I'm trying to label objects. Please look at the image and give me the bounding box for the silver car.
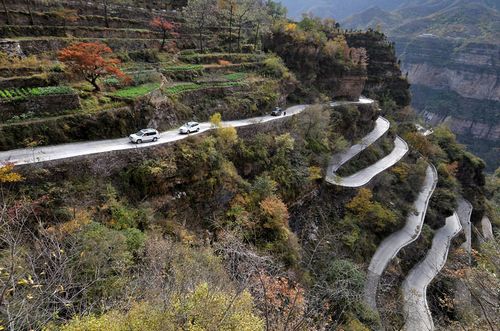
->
[179,122,200,134]
[129,128,160,144]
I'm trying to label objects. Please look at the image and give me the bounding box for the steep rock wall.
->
[395,36,499,169]
[422,110,500,141]
[346,31,411,107]
[396,37,500,102]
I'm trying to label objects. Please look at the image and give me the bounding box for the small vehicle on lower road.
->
[179,122,200,134]
[129,128,160,144]
[271,107,283,116]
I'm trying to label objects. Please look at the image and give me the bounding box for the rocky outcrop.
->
[0,39,24,56]
[396,38,500,102]
[339,2,499,166]
[406,62,499,102]
[346,31,411,107]
[422,110,500,141]
[395,36,499,168]
[263,30,368,101]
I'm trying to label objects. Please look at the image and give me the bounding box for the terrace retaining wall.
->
[0,72,64,89]
[0,25,160,39]
[0,93,80,121]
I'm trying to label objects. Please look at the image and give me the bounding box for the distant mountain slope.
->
[343,0,500,43]
[281,0,499,170]
[279,0,407,20]
[341,7,400,30]
[340,0,500,170]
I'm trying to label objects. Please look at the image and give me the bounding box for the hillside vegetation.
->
[0,0,498,331]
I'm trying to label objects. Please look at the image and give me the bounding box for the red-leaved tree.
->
[150,16,178,51]
[58,42,128,92]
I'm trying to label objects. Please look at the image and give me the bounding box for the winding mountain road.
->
[325,136,409,187]
[0,98,375,166]
[402,212,462,331]
[457,198,473,255]
[327,117,390,174]
[364,164,438,310]
[481,216,494,241]
[1,105,307,165]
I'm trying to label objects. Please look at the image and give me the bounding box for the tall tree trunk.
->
[228,6,233,52]
[26,0,34,25]
[199,29,203,53]
[254,23,260,50]
[237,25,242,52]
[90,78,100,92]
[103,0,109,28]
[160,30,166,51]
[1,0,10,25]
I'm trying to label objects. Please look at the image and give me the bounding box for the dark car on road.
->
[271,107,283,116]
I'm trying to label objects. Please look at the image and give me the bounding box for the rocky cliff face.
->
[395,36,499,169]
[338,1,500,170]
[262,31,368,101]
[406,63,499,101]
[395,37,499,171]
[346,31,410,107]
[396,38,500,102]
[422,110,500,141]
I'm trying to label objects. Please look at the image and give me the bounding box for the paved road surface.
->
[402,212,462,331]
[457,198,473,255]
[481,216,494,241]
[0,98,374,166]
[327,117,390,174]
[0,105,307,165]
[364,164,438,310]
[325,136,409,187]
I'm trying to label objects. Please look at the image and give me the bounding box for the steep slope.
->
[327,115,389,173]
[340,1,500,170]
[364,164,437,311]
[402,213,462,331]
[0,2,494,330]
[326,136,408,187]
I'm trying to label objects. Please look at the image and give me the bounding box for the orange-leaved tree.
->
[58,42,128,92]
[150,16,178,51]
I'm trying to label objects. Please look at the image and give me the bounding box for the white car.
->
[179,122,200,134]
[129,128,160,144]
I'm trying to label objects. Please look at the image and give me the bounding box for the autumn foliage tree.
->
[254,272,306,330]
[150,16,178,51]
[0,163,23,184]
[58,42,128,92]
[346,188,397,233]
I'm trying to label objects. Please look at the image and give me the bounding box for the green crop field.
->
[163,64,205,72]
[112,83,161,99]
[224,72,247,81]
[0,86,75,101]
[164,81,244,95]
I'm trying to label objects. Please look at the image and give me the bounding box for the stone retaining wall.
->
[0,105,141,151]
[17,38,163,56]
[15,111,296,180]
[0,72,64,89]
[0,93,81,121]
[0,25,160,39]
[0,11,149,29]
[1,0,184,20]
[0,66,46,78]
